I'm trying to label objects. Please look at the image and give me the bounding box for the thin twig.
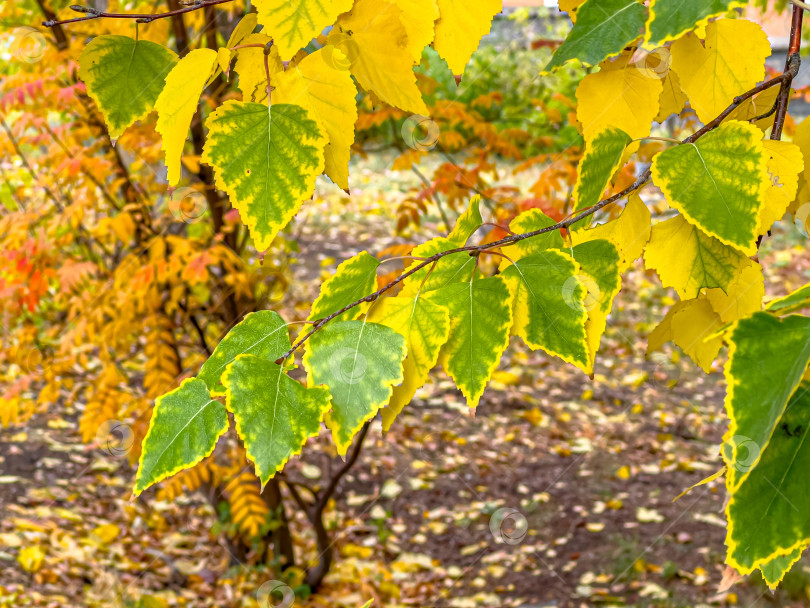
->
[273,71,792,365]
[42,0,234,27]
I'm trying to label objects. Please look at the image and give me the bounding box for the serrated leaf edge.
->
[643,0,748,47]
[651,121,770,257]
[133,378,227,496]
[504,251,591,373]
[302,319,407,456]
[223,354,331,485]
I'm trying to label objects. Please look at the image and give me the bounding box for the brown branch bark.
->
[43,0,235,27]
[304,422,370,589]
[771,5,804,140]
[34,0,68,49]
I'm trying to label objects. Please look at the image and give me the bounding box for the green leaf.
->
[544,0,646,72]
[400,238,476,296]
[202,101,326,251]
[759,547,805,590]
[574,127,631,211]
[651,120,769,255]
[447,195,483,245]
[724,313,810,490]
[643,214,752,300]
[726,384,810,574]
[78,35,178,140]
[501,209,564,262]
[198,311,290,394]
[766,283,810,315]
[572,239,622,370]
[426,276,513,408]
[308,252,380,322]
[645,0,746,46]
[367,296,451,431]
[502,251,590,371]
[303,320,407,455]
[223,355,330,484]
[134,378,227,496]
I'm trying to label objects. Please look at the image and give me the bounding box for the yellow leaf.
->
[707,263,765,326]
[395,0,440,63]
[433,0,501,76]
[233,33,282,103]
[648,297,724,373]
[226,13,258,48]
[272,48,358,190]
[724,84,781,132]
[216,47,232,75]
[656,70,688,122]
[576,52,663,142]
[644,214,752,300]
[572,193,651,271]
[156,48,218,186]
[757,140,804,234]
[559,0,586,11]
[17,546,45,573]
[254,0,354,61]
[368,296,451,430]
[91,523,120,545]
[616,465,631,480]
[670,19,770,124]
[793,116,810,215]
[333,0,428,115]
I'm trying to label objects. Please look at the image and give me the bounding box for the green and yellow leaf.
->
[545,0,646,72]
[447,195,483,245]
[501,250,590,372]
[643,214,752,299]
[572,239,622,371]
[427,276,513,408]
[134,378,227,495]
[79,35,178,140]
[723,313,810,490]
[367,296,451,430]
[501,209,564,262]
[574,127,631,211]
[223,355,331,485]
[198,311,290,394]
[645,0,747,47]
[651,121,769,255]
[400,239,475,296]
[303,320,407,455]
[726,384,810,573]
[308,252,380,322]
[202,101,326,251]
